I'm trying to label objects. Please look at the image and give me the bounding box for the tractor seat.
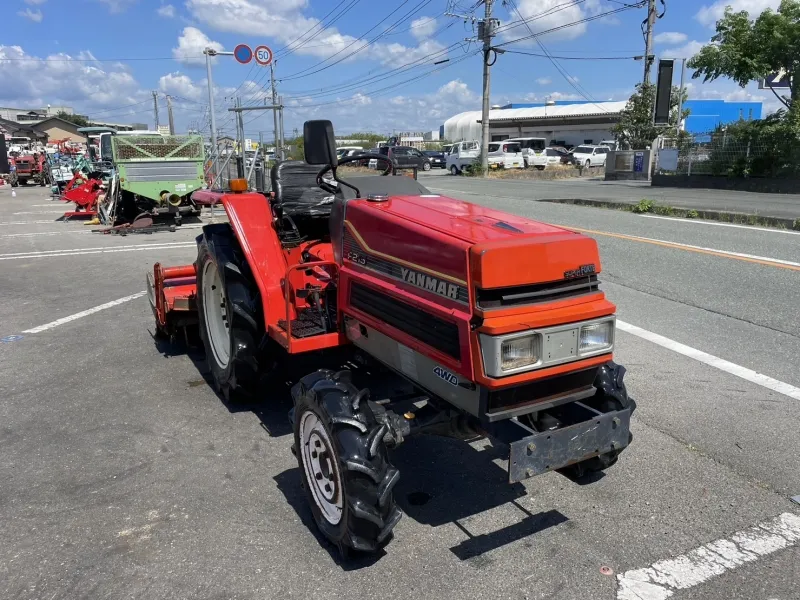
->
[270,161,333,219]
[270,161,334,246]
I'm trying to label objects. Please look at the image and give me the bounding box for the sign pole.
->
[204,47,234,180]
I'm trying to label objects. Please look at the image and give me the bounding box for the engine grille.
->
[476,275,599,309]
[349,282,461,359]
[488,367,598,412]
[123,161,200,182]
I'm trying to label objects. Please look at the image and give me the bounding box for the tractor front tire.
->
[196,223,263,402]
[293,370,402,557]
[562,362,635,479]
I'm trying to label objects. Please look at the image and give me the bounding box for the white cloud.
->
[0,45,145,114]
[25,0,47,5]
[500,0,605,43]
[654,31,688,45]
[520,91,584,102]
[172,27,223,67]
[157,4,176,18]
[18,8,43,22]
[696,0,780,27]
[536,77,552,85]
[95,0,137,12]
[185,0,444,63]
[282,79,480,134]
[661,40,705,59]
[409,16,437,41]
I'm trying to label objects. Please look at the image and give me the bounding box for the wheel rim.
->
[202,260,231,368]
[299,411,343,525]
[450,166,457,175]
[423,162,430,171]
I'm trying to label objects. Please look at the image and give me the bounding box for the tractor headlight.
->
[480,317,615,377]
[579,321,614,354]
[501,335,540,371]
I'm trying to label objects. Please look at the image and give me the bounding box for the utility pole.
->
[270,61,280,160]
[278,95,285,160]
[643,0,656,85]
[166,95,175,135]
[152,91,160,130]
[479,0,497,173]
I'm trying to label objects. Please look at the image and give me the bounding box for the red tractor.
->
[147,121,634,556]
[10,152,47,186]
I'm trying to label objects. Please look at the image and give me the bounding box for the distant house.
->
[31,117,84,143]
[0,117,49,143]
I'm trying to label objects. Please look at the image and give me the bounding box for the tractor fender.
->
[205,192,287,331]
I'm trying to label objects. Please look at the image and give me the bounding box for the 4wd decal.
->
[401,267,460,300]
[433,366,458,386]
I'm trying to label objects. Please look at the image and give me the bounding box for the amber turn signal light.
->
[229,179,248,192]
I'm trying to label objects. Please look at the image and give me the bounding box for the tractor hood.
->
[344,194,602,290]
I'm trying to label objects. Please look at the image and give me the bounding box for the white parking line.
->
[617,320,800,401]
[637,214,800,235]
[13,210,66,215]
[22,292,147,333]
[1,220,65,225]
[617,512,800,599]
[0,241,196,261]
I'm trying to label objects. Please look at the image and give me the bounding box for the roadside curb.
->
[537,198,800,230]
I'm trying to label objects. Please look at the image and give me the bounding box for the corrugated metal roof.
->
[485,101,627,122]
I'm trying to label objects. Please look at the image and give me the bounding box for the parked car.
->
[528,147,567,170]
[446,140,479,174]
[369,146,431,171]
[504,137,547,168]
[441,144,453,155]
[422,150,446,169]
[598,140,618,151]
[337,146,364,158]
[487,141,524,169]
[571,145,609,168]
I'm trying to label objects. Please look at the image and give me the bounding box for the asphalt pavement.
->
[420,169,800,221]
[1,179,798,600]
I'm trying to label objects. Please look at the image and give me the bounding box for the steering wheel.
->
[316,152,394,194]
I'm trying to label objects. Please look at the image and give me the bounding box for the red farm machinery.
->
[147,121,635,557]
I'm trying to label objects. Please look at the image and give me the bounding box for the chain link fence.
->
[658,129,800,178]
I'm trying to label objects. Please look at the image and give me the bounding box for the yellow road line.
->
[565,225,800,272]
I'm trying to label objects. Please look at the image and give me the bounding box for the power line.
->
[495,3,645,47]
[280,42,460,100]
[503,49,641,60]
[279,0,433,82]
[504,0,606,109]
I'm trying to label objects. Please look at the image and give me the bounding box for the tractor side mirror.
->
[303,120,338,167]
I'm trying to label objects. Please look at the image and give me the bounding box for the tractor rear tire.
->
[292,370,402,557]
[196,223,264,402]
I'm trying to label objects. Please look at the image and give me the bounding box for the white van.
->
[487,141,524,169]
[504,137,547,168]
[446,140,479,175]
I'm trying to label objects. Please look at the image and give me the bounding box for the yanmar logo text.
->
[401,267,460,300]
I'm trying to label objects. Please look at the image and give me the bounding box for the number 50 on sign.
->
[255,45,273,66]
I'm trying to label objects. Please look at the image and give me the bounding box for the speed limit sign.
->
[254,45,273,66]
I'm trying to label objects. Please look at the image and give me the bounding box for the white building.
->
[443,101,626,148]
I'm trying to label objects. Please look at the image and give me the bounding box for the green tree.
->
[688,0,800,112]
[55,111,90,127]
[612,83,689,149]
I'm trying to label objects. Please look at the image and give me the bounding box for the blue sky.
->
[0,0,783,137]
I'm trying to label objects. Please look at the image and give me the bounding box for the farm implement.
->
[146,120,635,557]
